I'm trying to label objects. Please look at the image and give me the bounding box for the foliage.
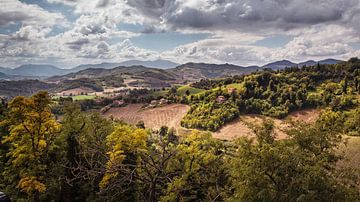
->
[0,91,61,201]
[181,101,239,131]
[182,58,360,131]
[227,116,359,201]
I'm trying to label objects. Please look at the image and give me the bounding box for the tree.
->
[99,124,148,201]
[67,112,113,201]
[161,131,229,201]
[57,102,86,201]
[227,114,359,201]
[1,91,61,201]
[136,120,145,129]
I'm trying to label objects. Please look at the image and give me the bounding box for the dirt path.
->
[213,109,322,140]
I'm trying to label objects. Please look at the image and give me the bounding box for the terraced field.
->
[103,104,190,134]
[104,103,322,141]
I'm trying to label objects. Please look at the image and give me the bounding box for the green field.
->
[151,90,169,97]
[52,95,97,101]
[176,85,205,95]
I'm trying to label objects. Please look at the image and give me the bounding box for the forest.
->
[0,91,359,201]
[181,58,360,132]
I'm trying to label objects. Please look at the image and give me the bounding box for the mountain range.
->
[261,59,342,70]
[0,58,343,79]
[0,59,180,78]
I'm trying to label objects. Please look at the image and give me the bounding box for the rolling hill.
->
[263,58,343,69]
[0,59,179,78]
[7,64,65,77]
[168,63,260,82]
[48,65,178,89]
[262,60,297,70]
[0,80,56,98]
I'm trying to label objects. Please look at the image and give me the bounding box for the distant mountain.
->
[318,59,342,65]
[168,63,260,82]
[0,66,11,75]
[117,59,179,69]
[0,64,66,77]
[0,58,343,79]
[262,60,297,70]
[48,65,178,89]
[263,58,343,69]
[70,62,121,73]
[298,60,317,67]
[0,72,9,80]
[70,59,179,72]
[12,64,65,77]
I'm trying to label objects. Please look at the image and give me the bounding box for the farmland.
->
[52,94,97,101]
[103,103,322,141]
[213,108,322,140]
[103,104,190,134]
[176,85,204,95]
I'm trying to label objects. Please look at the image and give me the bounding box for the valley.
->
[103,103,322,141]
[2,1,360,201]
[1,57,359,202]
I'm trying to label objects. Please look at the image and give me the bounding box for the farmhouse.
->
[150,100,158,107]
[159,98,168,105]
[112,100,125,107]
[216,96,227,103]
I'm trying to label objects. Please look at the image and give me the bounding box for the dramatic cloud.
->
[0,0,66,26]
[126,0,360,32]
[0,0,359,67]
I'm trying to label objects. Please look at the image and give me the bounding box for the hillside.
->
[168,62,260,82]
[70,59,179,72]
[0,80,56,98]
[0,72,9,80]
[1,58,359,202]
[7,64,65,77]
[263,58,343,69]
[49,65,178,89]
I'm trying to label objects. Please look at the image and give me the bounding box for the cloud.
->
[271,24,360,61]
[0,0,66,27]
[1,0,359,67]
[126,0,360,33]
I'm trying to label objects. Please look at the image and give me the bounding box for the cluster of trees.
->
[0,91,359,201]
[181,58,360,131]
[181,101,239,131]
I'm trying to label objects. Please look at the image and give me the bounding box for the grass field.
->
[176,85,204,95]
[151,90,168,97]
[53,95,97,101]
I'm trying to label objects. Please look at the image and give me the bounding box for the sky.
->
[0,0,359,68]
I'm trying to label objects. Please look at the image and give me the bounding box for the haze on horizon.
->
[0,0,360,68]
